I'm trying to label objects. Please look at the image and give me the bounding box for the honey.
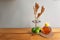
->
[42,26,51,34]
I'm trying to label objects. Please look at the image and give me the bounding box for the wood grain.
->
[0,28,60,40]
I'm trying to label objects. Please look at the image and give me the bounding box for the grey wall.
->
[0,0,16,28]
[0,0,60,28]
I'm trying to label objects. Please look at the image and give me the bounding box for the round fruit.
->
[32,27,36,33]
[35,29,40,34]
[35,27,41,34]
[32,27,41,34]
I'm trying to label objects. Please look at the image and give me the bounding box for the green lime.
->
[35,27,41,34]
[32,27,36,33]
[35,29,40,34]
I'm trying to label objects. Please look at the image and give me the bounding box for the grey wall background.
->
[0,0,60,28]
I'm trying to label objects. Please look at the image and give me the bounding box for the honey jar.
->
[42,23,51,34]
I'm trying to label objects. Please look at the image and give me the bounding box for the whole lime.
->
[35,29,40,34]
[32,27,36,33]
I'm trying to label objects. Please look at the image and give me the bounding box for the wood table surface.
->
[0,28,60,40]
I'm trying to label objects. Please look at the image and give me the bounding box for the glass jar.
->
[32,19,41,27]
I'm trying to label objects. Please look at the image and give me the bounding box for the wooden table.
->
[0,28,60,40]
